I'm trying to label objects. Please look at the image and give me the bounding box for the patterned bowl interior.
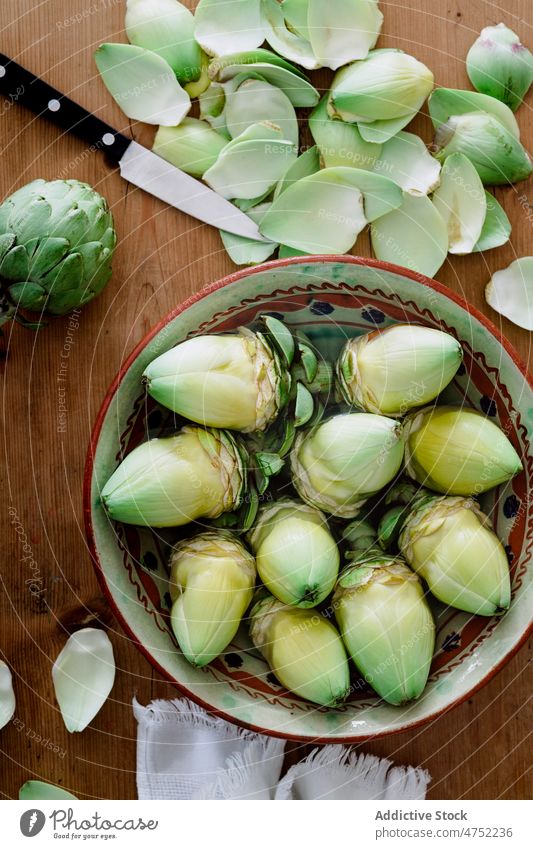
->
[87,258,533,741]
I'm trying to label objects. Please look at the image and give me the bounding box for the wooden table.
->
[1,0,531,801]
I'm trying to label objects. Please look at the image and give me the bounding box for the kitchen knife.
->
[0,52,267,241]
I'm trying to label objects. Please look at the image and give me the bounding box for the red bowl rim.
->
[83,255,533,743]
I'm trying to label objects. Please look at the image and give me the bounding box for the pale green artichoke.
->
[0,179,116,324]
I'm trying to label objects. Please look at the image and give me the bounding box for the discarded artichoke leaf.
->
[371,193,448,278]
[274,145,320,198]
[432,153,486,254]
[225,78,299,145]
[279,245,306,257]
[334,167,403,222]
[195,0,265,57]
[467,24,533,112]
[281,0,310,40]
[199,81,227,128]
[357,114,418,144]
[153,118,228,178]
[19,781,78,801]
[209,47,309,80]
[125,0,202,83]
[433,112,532,186]
[94,43,190,126]
[234,191,272,211]
[485,257,533,330]
[210,52,319,107]
[184,51,211,98]
[428,87,520,139]
[0,661,15,729]
[260,169,367,254]
[261,0,320,70]
[308,0,383,70]
[330,50,434,143]
[204,122,297,200]
[377,131,441,195]
[310,95,382,171]
[220,202,278,265]
[473,192,511,252]
[52,628,115,733]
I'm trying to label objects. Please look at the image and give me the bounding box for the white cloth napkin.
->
[134,698,430,800]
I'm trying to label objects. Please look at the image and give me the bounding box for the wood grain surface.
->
[1,0,531,801]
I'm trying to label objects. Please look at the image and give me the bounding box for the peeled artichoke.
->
[337,324,463,416]
[169,531,256,667]
[291,413,404,517]
[404,405,523,495]
[143,327,289,433]
[334,550,435,705]
[101,426,247,527]
[250,591,350,707]
[395,496,512,616]
[247,498,339,607]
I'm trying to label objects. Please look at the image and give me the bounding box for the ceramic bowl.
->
[84,256,533,742]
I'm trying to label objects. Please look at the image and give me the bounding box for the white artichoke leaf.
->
[153,118,228,178]
[371,193,448,278]
[324,167,403,222]
[281,0,310,40]
[310,95,382,171]
[203,122,297,199]
[199,82,229,135]
[220,202,278,264]
[0,661,15,729]
[377,131,441,195]
[485,257,533,330]
[274,145,321,198]
[52,628,115,733]
[195,0,265,57]
[94,43,190,126]
[19,781,78,801]
[260,169,368,254]
[210,51,319,107]
[308,0,383,70]
[225,78,299,145]
[428,87,520,139]
[234,190,273,211]
[125,0,202,84]
[261,0,320,70]
[432,153,486,254]
[466,23,533,112]
[279,244,307,257]
[473,191,511,252]
[357,113,420,144]
[329,50,434,143]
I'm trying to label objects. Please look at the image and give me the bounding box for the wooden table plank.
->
[0,0,531,800]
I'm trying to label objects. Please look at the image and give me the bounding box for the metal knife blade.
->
[119,142,268,241]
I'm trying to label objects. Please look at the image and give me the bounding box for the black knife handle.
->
[0,52,131,163]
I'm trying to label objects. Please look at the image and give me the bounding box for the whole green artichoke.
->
[0,179,116,324]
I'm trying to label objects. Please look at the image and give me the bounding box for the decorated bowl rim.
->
[83,255,533,743]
